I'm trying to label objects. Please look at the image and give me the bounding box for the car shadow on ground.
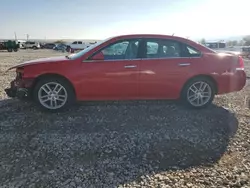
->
[0,99,239,187]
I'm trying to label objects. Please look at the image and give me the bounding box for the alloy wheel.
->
[38,82,68,110]
[187,81,212,107]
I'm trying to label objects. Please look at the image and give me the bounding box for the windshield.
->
[68,38,112,60]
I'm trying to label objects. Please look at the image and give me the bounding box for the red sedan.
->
[5,34,246,111]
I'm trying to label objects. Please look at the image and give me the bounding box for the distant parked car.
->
[53,43,67,51]
[4,34,246,112]
[42,43,56,49]
[23,41,40,49]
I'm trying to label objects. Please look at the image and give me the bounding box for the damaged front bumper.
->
[5,79,32,99]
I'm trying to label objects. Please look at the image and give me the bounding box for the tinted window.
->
[145,39,181,59]
[78,41,82,44]
[72,41,77,44]
[147,42,158,55]
[101,39,139,60]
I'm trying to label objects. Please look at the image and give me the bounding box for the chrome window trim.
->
[82,37,204,63]
[82,56,202,63]
[83,58,142,63]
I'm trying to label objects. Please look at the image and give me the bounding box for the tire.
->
[32,46,37,50]
[33,77,76,112]
[13,48,18,52]
[7,48,13,52]
[181,77,215,109]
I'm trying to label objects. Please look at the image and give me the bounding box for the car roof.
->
[112,34,188,40]
[111,34,201,46]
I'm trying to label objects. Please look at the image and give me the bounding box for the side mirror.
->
[91,52,104,60]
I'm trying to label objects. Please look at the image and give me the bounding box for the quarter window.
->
[184,45,201,57]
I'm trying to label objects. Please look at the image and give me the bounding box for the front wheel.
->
[181,78,215,109]
[33,77,75,112]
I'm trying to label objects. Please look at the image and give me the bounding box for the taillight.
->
[236,56,244,70]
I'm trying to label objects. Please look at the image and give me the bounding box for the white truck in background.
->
[66,41,98,52]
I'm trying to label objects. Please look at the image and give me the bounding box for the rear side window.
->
[145,39,181,59]
[26,42,35,45]
[147,42,159,55]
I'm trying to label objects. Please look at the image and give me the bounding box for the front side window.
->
[101,39,140,60]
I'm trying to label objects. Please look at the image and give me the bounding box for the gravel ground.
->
[0,49,250,188]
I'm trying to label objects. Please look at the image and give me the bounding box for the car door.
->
[138,38,201,99]
[79,38,142,100]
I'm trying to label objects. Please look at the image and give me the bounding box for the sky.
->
[1,0,249,40]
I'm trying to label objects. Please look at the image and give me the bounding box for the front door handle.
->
[124,65,137,68]
[178,63,190,67]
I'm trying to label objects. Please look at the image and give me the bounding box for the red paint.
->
[8,34,247,101]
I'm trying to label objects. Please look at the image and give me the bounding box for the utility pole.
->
[14,32,17,41]
[26,34,29,41]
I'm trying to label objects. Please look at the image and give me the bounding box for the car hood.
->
[7,56,69,71]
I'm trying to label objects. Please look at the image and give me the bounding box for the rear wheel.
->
[33,77,75,112]
[181,77,215,109]
[7,48,13,52]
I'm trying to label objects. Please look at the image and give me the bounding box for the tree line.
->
[199,35,250,46]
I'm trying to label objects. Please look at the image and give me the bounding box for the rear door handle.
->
[178,63,190,67]
[124,65,137,68]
